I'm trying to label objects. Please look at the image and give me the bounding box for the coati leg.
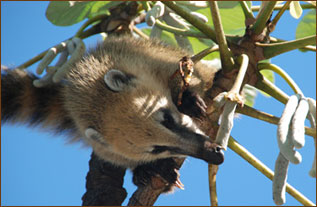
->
[132,158,182,192]
[82,153,127,206]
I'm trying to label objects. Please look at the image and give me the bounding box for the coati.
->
[1,35,223,189]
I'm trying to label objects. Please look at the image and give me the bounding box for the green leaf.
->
[195,1,251,35]
[296,10,316,41]
[188,37,220,60]
[260,69,274,84]
[242,84,257,107]
[89,1,123,18]
[217,1,240,9]
[290,1,303,19]
[46,1,94,26]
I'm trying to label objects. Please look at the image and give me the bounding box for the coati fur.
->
[1,35,223,189]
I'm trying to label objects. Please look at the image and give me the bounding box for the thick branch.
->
[251,2,277,35]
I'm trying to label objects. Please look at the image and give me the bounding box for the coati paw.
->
[177,89,207,119]
[132,158,184,192]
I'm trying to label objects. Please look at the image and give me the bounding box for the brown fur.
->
[1,36,219,168]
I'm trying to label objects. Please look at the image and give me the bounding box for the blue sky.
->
[1,1,316,206]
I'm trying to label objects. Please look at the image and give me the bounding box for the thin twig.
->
[239,1,254,19]
[162,1,217,42]
[258,35,316,59]
[228,137,316,206]
[270,37,316,52]
[16,24,101,69]
[208,164,218,206]
[251,3,316,12]
[75,14,108,37]
[140,1,151,12]
[270,1,291,28]
[191,45,219,63]
[258,63,303,95]
[155,19,208,38]
[255,76,289,104]
[133,26,149,39]
[236,105,316,138]
[209,1,234,72]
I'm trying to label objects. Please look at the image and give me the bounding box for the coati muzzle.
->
[158,110,224,165]
[152,140,224,165]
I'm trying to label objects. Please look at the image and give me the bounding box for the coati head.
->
[64,36,223,168]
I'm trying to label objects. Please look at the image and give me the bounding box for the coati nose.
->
[202,141,224,165]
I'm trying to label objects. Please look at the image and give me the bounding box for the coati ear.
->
[104,69,134,92]
[85,128,109,147]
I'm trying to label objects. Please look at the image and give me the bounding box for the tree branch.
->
[251,2,277,35]
[127,158,185,206]
[133,26,149,40]
[228,137,316,206]
[75,14,108,37]
[251,3,316,12]
[255,76,289,104]
[209,1,234,71]
[236,105,316,138]
[240,1,254,19]
[270,1,291,29]
[270,37,316,52]
[162,1,217,42]
[16,24,101,70]
[155,19,208,39]
[208,164,218,206]
[258,63,303,95]
[191,45,219,63]
[258,35,316,59]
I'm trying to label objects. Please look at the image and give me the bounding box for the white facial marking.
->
[133,95,168,117]
[181,114,204,135]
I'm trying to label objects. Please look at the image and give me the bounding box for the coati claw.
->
[132,158,181,192]
[174,177,185,190]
